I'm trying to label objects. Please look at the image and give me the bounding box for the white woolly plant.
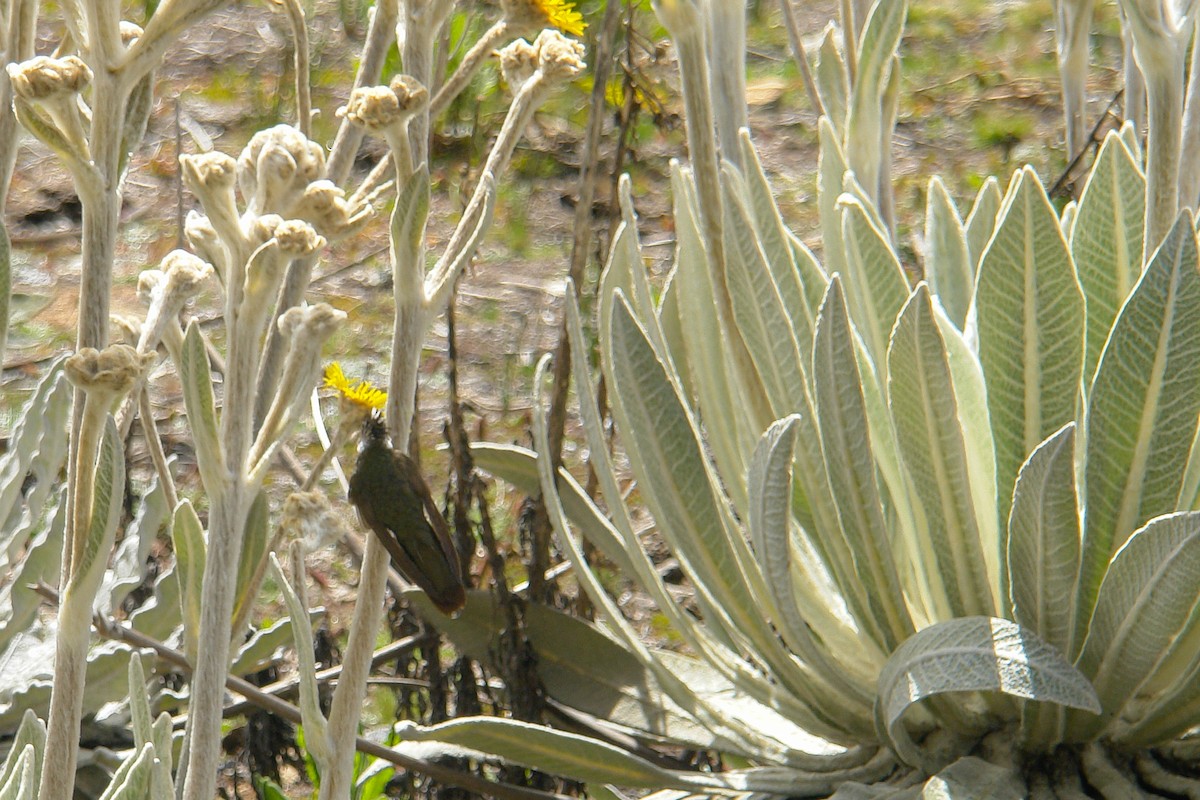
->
[385,1,1200,798]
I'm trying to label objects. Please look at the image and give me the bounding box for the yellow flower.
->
[324,362,387,410]
[505,0,587,37]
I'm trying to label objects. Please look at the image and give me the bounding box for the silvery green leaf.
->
[736,131,817,356]
[839,193,910,370]
[0,745,32,800]
[601,175,667,358]
[180,322,225,499]
[819,117,850,278]
[888,285,996,618]
[665,166,756,510]
[974,166,1084,528]
[0,642,152,730]
[1070,131,1145,382]
[231,489,269,629]
[393,717,680,788]
[269,550,331,766]
[721,168,807,417]
[924,176,973,329]
[875,617,1099,767]
[659,269,694,394]
[230,609,323,676]
[170,500,205,663]
[0,362,68,553]
[70,417,126,597]
[0,711,43,793]
[1007,424,1079,657]
[474,441,645,582]
[816,23,848,135]
[97,474,168,618]
[150,712,174,800]
[922,757,1025,800]
[0,493,65,654]
[128,564,182,643]
[965,176,1003,274]
[98,743,154,800]
[1077,212,1200,651]
[845,0,907,201]
[605,294,804,681]
[128,656,152,749]
[813,278,912,651]
[1119,120,1142,162]
[391,164,429,272]
[409,589,723,751]
[1075,512,1200,739]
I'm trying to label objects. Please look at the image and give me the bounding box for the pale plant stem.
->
[1178,15,1200,208]
[840,0,857,86]
[1056,0,1095,159]
[778,0,825,118]
[182,208,263,800]
[275,0,311,137]
[39,392,108,800]
[1123,21,1146,135]
[138,388,179,510]
[429,19,509,117]
[321,3,437,774]
[326,0,399,184]
[671,16,773,429]
[707,0,748,165]
[1142,63,1183,263]
[179,481,249,800]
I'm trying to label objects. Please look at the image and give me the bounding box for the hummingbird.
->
[348,412,466,615]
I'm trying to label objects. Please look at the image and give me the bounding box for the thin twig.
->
[1048,88,1124,200]
[778,0,825,118]
[31,582,574,800]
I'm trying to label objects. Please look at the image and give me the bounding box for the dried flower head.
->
[281,490,352,550]
[498,38,540,88]
[502,0,586,37]
[324,362,387,412]
[291,181,373,241]
[273,219,326,257]
[532,28,587,83]
[238,125,326,216]
[65,345,156,402]
[338,76,427,132]
[7,55,92,100]
[120,21,144,46]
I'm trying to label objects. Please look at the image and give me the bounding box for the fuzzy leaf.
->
[876,617,1100,765]
[814,278,911,650]
[1077,212,1200,650]
[888,285,995,618]
[965,176,1003,273]
[98,743,154,800]
[98,475,168,618]
[170,500,205,663]
[845,0,907,199]
[815,25,849,134]
[1007,424,1079,656]
[231,489,269,628]
[0,363,68,553]
[839,194,910,370]
[924,176,973,328]
[974,166,1084,527]
[1072,131,1146,383]
[0,745,33,800]
[394,717,678,787]
[410,589,720,749]
[70,417,126,596]
[1075,512,1200,737]
[722,169,807,417]
[0,494,65,655]
[180,322,225,497]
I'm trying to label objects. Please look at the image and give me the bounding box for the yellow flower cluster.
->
[507,0,586,37]
[324,362,387,410]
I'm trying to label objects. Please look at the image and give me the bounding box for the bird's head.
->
[360,410,392,451]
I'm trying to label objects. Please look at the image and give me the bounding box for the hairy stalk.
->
[1142,63,1183,261]
[326,0,398,183]
[430,19,510,117]
[275,0,311,137]
[778,0,825,117]
[708,0,748,165]
[1179,14,1200,207]
[1056,0,1096,158]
